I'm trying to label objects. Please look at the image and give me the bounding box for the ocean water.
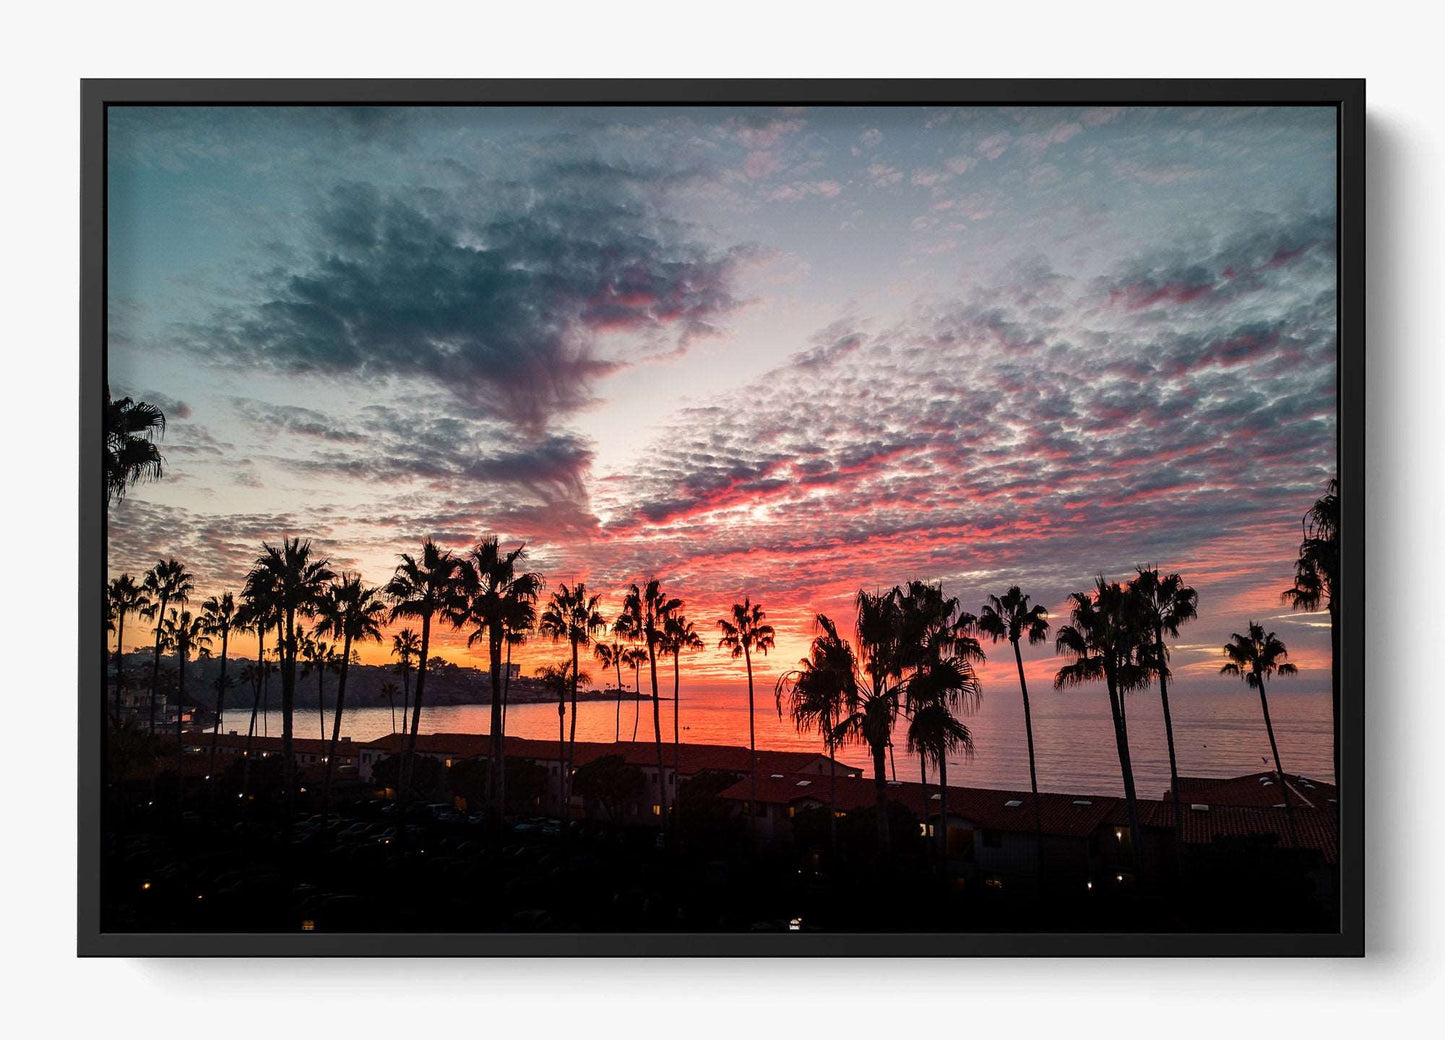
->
[217,679,1333,799]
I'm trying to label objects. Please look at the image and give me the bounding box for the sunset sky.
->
[106,105,1337,695]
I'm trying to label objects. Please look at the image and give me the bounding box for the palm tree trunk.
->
[113,611,126,723]
[1155,628,1183,836]
[631,665,641,741]
[1013,639,1045,879]
[938,753,949,864]
[400,614,431,809]
[872,740,891,856]
[318,668,326,742]
[486,629,505,823]
[649,644,666,831]
[614,658,623,742]
[672,650,682,831]
[209,631,228,799]
[322,632,353,813]
[1104,672,1144,866]
[243,630,263,801]
[400,663,410,739]
[1257,674,1299,847]
[281,608,297,815]
[744,646,757,825]
[567,638,579,809]
[175,649,187,803]
[500,640,512,812]
[827,735,838,851]
[557,687,566,816]
[148,594,168,733]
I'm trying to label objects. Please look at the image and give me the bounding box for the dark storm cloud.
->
[195,163,750,430]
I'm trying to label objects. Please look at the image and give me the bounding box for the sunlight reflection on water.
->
[221,682,1333,798]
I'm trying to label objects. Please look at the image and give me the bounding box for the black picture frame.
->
[80,78,1365,957]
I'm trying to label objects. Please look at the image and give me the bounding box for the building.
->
[355,731,858,820]
[717,769,1338,891]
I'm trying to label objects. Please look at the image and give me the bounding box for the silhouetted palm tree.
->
[238,569,279,794]
[390,628,420,740]
[622,646,648,739]
[105,391,165,505]
[662,610,704,823]
[199,592,238,787]
[107,574,151,722]
[539,582,606,804]
[1283,478,1339,783]
[141,559,194,734]
[624,580,682,828]
[380,681,400,734]
[159,607,210,786]
[717,597,775,826]
[314,573,387,807]
[896,580,983,842]
[385,540,461,811]
[593,639,627,741]
[299,629,339,742]
[1129,567,1198,827]
[776,613,857,848]
[834,587,906,854]
[907,701,973,861]
[249,538,333,809]
[977,585,1050,863]
[1054,577,1150,860]
[452,537,542,821]
[1222,622,1300,844]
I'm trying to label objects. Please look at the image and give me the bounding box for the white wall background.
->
[2,2,1440,1034]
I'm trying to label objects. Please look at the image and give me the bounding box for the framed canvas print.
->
[80,79,1364,956]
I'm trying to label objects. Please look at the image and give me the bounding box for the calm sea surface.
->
[221,679,1333,799]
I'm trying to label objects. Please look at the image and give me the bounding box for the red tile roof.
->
[1165,773,1337,810]
[359,732,856,778]
[1126,799,1338,862]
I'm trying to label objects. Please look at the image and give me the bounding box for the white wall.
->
[3,2,1440,1036]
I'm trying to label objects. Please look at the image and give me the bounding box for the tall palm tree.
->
[452,537,542,821]
[1221,622,1300,844]
[717,597,776,828]
[663,610,704,821]
[622,646,648,739]
[105,390,165,505]
[536,661,589,817]
[1283,478,1339,784]
[107,574,151,722]
[1129,567,1198,827]
[776,613,857,849]
[834,588,903,853]
[1054,577,1150,861]
[624,580,682,828]
[199,592,238,787]
[977,586,1050,861]
[300,630,340,742]
[592,639,627,741]
[907,701,973,861]
[314,573,387,807]
[159,607,210,784]
[238,568,279,792]
[248,538,334,808]
[141,559,194,734]
[896,581,983,818]
[539,582,606,804]
[390,628,420,741]
[385,540,462,810]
